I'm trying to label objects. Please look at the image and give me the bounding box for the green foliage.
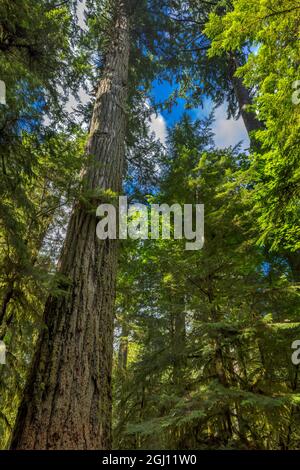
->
[113,116,300,450]
[205,0,300,251]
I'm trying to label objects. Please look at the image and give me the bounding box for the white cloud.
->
[65,86,90,114]
[149,112,167,146]
[77,0,88,31]
[212,103,249,150]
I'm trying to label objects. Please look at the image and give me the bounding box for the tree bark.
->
[10,1,130,450]
[171,295,186,387]
[228,53,263,136]
[118,322,129,372]
[0,280,15,327]
[286,250,300,283]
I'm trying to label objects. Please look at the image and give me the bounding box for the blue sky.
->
[75,0,250,150]
[149,79,249,149]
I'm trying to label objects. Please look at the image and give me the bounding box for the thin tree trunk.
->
[10,1,130,450]
[171,295,186,387]
[286,251,300,283]
[118,322,129,372]
[0,280,15,327]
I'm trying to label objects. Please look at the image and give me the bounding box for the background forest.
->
[0,0,300,450]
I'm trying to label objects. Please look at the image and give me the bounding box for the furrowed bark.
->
[10,1,130,450]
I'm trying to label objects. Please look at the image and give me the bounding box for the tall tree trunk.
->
[228,53,263,136]
[10,1,130,450]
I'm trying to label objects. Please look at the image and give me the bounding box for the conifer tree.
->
[10,0,132,449]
